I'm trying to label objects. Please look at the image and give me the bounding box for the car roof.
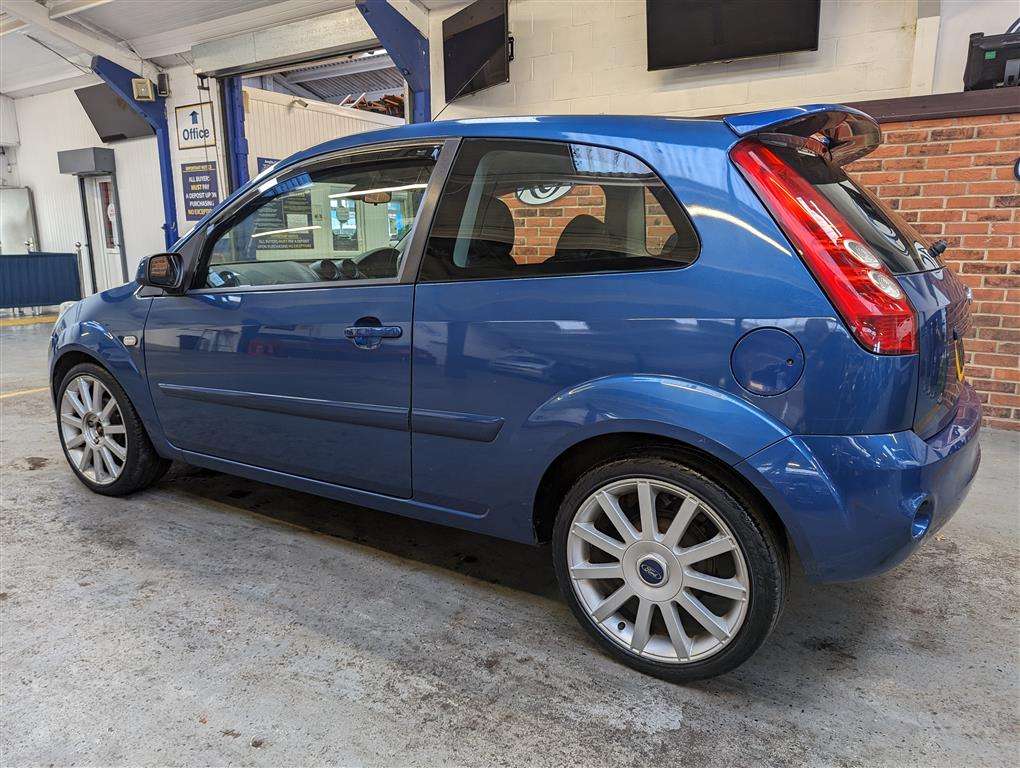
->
[283,114,736,169]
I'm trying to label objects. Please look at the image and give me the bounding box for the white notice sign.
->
[175,102,216,150]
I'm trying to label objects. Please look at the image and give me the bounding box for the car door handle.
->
[344,324,402,349]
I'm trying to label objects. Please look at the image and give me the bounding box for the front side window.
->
[200,144,439,288]
[419,139,698,282]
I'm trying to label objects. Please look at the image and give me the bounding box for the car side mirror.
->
[137,253,184,292]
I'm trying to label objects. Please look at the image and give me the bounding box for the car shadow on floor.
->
[158,463,895,678]
[161,463,561,600]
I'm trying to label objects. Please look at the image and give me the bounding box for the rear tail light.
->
[731,139,917,355]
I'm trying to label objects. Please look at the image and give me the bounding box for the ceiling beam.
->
[285,54,395,83]
[3,0,145,76]
[48,0,116,20]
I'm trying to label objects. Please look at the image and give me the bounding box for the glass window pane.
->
[420,139,699,282]
[202,145,440,288]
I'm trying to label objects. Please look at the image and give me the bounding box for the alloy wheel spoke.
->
[76,444,90,471]
[92,379,103,413]
[683,570,747,601]
[77,378,93,410]
[61,413,83,429]
[66,391,88,417]
[677,590,730,642]
[570,562,625,580]
[65,433,85,449]
[103,424,125,435]
[571,522,627,560]
[91,448,104,481]
[100,397,117,421]
[636,480,658,540]
[591,584,634,623]
[630,598,654,652]
[595,490,639,544]
[660,495,699,549]
[105,439,127,461]
[99,446,119,477]
[676,534,736,566]
[661,600,693,661]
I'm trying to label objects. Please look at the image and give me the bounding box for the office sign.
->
[181,161,219,222]
[175,102,216,150]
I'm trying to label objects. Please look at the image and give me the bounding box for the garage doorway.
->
[82,174,128,292]
[219,49,408,193]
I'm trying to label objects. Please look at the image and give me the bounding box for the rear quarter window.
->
[419,138,699,282]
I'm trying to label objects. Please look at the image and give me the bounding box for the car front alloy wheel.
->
[60,374,128,485]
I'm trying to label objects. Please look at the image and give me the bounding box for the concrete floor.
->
[2,322,1018,767]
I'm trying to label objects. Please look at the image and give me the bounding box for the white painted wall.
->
[12,88,164,272]
[243,86,403,178]
[932,0,1020,94]
[429,0,921,119]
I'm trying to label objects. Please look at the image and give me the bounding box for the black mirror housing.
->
[137,253,184,292]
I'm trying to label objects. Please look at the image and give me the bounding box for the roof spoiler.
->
[724,104,881,166]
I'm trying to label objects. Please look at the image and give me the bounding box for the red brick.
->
[882,158,927,171]
[962,235,1012,249]
[976,124,1020,139]
[946,196,992,208]
[930,127,975,141]
[946,167,995,182]
[906,143,951,156]
[925,155,974,169]
[950,139,1000,154]
[922,183,968,196]
[899,197,946,210]
[856,171,901,185]
[901,170,946,183]
[945,222,991,235]
[973,152,1018,167]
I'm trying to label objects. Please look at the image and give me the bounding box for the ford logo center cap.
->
[638,557,666,586]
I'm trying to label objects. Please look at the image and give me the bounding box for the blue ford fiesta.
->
[50,105,981,682]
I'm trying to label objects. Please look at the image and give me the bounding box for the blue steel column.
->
[222,76,250,190]
[355,0,431,123]
[90,56,179,249]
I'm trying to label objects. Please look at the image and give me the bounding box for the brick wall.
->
[847,113,1020,431]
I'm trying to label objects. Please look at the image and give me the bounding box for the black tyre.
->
[56,362,170,496]
[552,453,786,682]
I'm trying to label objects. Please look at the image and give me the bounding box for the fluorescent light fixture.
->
[328,183,427,199]
[251,225,321,239]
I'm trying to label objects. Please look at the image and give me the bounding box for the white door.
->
[84,176,126,292]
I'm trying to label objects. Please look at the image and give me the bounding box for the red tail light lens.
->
[731,139,917,355]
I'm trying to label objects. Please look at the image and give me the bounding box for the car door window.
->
[200,144,440,288]
[419,139,699,281]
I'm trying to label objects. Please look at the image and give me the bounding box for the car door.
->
[144,141,452,498]
[410,138,701,526]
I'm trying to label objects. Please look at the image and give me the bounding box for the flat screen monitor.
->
[646,0,821,71]
[443,0,510,103]
[75,83,154,143]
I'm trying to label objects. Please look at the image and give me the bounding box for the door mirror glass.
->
[138,253,184,291]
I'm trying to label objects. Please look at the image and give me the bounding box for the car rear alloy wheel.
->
[59,374,127,485]
[566,477,751,664]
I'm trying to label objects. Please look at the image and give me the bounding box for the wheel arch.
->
[531,431,793,564]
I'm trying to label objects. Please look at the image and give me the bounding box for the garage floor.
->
[2,321,1018,767]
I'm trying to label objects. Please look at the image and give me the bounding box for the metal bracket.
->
[91,56,179,249]
[355,0,431,123]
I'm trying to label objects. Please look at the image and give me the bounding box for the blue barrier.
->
[0,252,82,309]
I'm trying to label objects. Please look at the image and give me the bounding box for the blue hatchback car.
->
[51,104,981,681]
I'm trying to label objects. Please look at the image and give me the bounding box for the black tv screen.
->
[443,0,509,103]
[646,0,821,71]
[75,83,154,143]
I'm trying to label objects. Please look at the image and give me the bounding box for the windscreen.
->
[773,146,943,274]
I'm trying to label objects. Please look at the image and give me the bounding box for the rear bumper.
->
[738,382,982,582]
